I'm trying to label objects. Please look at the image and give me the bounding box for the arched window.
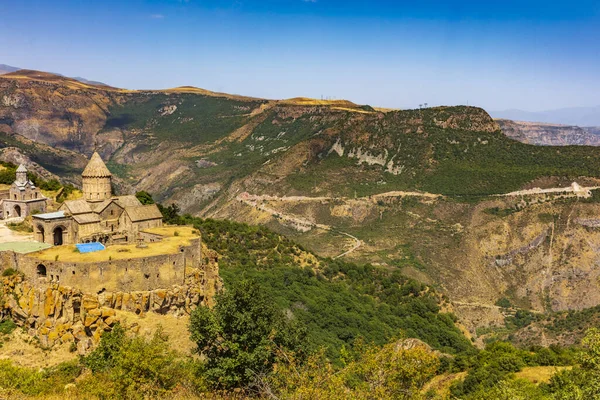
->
[37,264,47,277]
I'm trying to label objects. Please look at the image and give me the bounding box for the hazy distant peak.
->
[0,63,108,87]
[490,106,600,127]
[0,64,20,74]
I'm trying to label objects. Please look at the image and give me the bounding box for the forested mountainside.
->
[4,70,600,345]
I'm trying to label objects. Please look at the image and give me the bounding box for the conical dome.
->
[16,164,27,173]
[82,152,111,178]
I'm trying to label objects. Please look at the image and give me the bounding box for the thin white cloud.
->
[150,14,165,19]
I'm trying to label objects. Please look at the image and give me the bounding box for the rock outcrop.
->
[497,119,600,146]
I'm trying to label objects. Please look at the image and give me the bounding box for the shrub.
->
[0,319,17,335]
[1,268,18,277]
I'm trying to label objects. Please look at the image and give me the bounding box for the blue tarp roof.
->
[76,242,105,253]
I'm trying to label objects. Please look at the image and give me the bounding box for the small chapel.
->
[33,152,163,246]
[0,164,48,219]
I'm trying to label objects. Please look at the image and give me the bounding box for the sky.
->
[1,0,599,111]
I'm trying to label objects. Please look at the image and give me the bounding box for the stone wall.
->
[0,244,221,352]
[3,237,205,294]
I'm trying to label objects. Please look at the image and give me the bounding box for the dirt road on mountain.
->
[499,183,600,198]
[235,183,599,259]
[237,193,363,259]
[240,190,441,203]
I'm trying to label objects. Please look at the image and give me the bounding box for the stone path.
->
[0,220,34,243]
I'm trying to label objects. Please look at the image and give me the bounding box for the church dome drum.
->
[82,152,112,202]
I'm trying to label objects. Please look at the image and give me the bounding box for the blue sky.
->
[1,0,599,111]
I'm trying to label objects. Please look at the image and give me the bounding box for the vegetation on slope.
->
[149,197,474,359]
[279,106,600,197]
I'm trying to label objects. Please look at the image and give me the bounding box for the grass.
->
[0,242,51,254]
[31,226,198,262]
[515,366,571,384]
[0,319,17,335]
[7,221,33,233]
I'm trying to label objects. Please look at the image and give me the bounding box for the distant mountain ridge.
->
[491,106,600,127]
[0,63,108,87]
[496,119,600,146]
[0,64,20,74]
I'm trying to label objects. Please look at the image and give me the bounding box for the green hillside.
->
[102,96,600,200]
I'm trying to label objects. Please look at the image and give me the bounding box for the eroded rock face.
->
[0,248,221,353]
[497,119,600,146]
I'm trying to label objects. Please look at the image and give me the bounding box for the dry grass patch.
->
[144,225,197,238]
[0,329,77,369]
[422,372,467,398]
[515,366,571,384]
[115,310,196,355]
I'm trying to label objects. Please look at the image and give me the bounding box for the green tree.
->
[265,340,439,400]
[81,324,195,399]
[548,328,600,399]
[189,279,307,389]
[135,190,155,205]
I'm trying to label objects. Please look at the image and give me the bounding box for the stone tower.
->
[15,164,27,184]
[82,152,112,202]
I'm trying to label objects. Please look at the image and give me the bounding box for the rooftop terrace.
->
[29,226,199,263]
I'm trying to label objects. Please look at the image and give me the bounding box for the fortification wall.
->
[4,237,204,294]
[0,244,221,352]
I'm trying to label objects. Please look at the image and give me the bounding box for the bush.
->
[1,268,19,277]
[83,324,200,398]
[0,319,17,335]
[495,297,512,308]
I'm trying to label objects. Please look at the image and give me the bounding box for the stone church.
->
[0,164,48,219]
[33,152,163,246]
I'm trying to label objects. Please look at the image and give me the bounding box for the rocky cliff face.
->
[497,119,600,146]
[0,71,122,154]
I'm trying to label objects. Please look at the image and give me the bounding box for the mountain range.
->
[4,68,600,345]
[491,106,600,126]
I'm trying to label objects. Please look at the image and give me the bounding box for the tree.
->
[81,324,194,399]
[265,339,439,399]
[548,328,600,399]
[189,280,306,389]
[157,203,182,224]
[135,191,155,205]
